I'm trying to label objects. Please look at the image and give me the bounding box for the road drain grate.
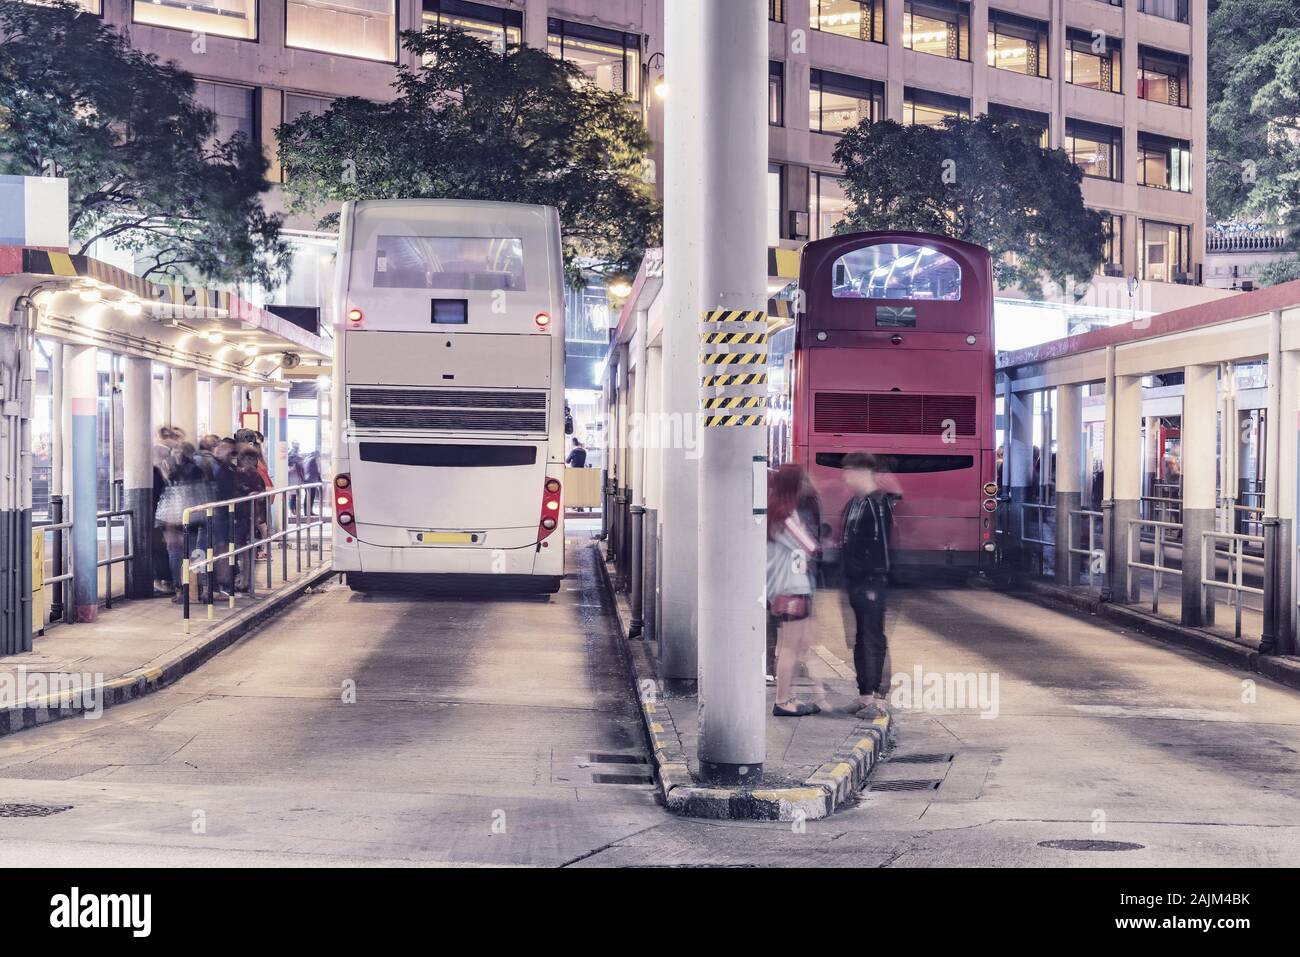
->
[591,773,655,786]
[0,803,72,818]
[583,752,650,766]
[870,779,941,792]
[1038,839,1145,852]
[889,753,955,764]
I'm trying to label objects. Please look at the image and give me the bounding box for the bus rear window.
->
[373,236,526,291]
[815,452,974,473]
[831,243,962,301]
[360,443,537,468]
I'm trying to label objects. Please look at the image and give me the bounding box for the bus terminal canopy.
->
[0,246,330,385]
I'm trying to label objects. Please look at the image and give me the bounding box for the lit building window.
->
[902,87,969,128]
[132,0,256,40]
[547,18,641,99]
[812,171,849,240]
[768,164,783,245]
[986,103,1049,148]
[769,61,785,126]
[193,79,256,147]
[1096,210,1123,275]
[987,10,1048,78]
[770,0,785,21]
[422,0,522,54]
[903,0,969,61]
[286,0,397,63]
[810,69,884,134]
[1138,46,1190,107]
[1065,118,1122,181]
[810,0,885,43]
[1066,28,1121,93]
[1140,220,1192,283]
[1137,132,1192,192]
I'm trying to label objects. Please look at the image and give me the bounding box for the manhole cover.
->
[1038,839,1145,852]
[0,803,72,818]
[889,753,954,764]
[870,779,941,792]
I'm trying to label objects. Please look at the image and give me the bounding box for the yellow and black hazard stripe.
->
[702,372,767,388]
[703,413,766,428]
[702,395,766,411]
[701,330,767,346]
[702,309,766,324]
[699,351,766,366]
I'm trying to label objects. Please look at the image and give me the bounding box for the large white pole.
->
[659,0,705,691]
[695,0,769,785]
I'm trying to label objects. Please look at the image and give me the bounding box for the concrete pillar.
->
[1006,387,1033,567]
[1180,364,1219,626]
[1279,348,1299,651]
[1054,384,1082,585]
[1107,373,1143,602]
[67,344,99,623]
[265,388,288,487]
[122,357,154,599]
[694,0,767,786]
[246,385,263,434]
[1262,310,1290,654]
[210,378,236,438]
[659,0,705,691]
[171,367,198,444]
[0,322,35,652]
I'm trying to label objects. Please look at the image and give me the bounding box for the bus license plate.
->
[412,531,481,545]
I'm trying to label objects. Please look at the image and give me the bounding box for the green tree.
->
[277,27,660,281]
[1207,0,1300,235]
[0,1,288,285]
[832,115,1106,297]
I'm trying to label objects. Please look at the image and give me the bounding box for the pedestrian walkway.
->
[0,540,332,725]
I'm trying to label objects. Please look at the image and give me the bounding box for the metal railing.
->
[1019,502,1056,578]
[1139,495,1183,529]
[36,507,136,624]
[1201,530,1265,640]
[1067,509,1106,586]
[179,481,329,634]
[1126,519,1182,615]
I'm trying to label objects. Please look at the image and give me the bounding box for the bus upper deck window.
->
[830,243,962,302]
[372,236,526,291]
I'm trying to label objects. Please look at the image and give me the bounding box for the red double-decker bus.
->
[769,231,998,573]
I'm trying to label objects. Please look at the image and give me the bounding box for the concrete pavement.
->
[0,533,1296,866]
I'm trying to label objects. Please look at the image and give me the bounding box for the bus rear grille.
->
[814,392,976,436]
[348,387,549,432]
[349,409,547,432]
[350,388,546,410]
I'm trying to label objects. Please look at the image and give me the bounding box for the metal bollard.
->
[629,504,644,638]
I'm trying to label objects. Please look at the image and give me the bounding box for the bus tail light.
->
[346,308,364,327]
[538,477,562,541]
[982,498,997,512]
[983,482,998,497]
[335,474,355,528]
[535,312,552,330]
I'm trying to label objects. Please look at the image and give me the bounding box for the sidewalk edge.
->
[593,544,891,821]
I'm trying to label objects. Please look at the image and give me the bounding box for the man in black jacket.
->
[840,452,899,715]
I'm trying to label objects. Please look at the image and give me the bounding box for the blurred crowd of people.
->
[766,454,902,719]
[151,426,287,603]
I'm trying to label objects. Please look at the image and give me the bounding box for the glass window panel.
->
[904,1,968,59]
[1065,122,1120,180]
[193,80,255,146]
[370,236,526,291]
[767,166,782,246]
[904,92,968,128]
[811,0,882,42]
[548,26,641,98]
[285,92,334,122]
[812,173,849,240]
[424,10,521,53]
[831,243,963,300]
[1140,220,1190,282]
[133,0,256,40]
[286,0,396,62]
[769,63,784,125]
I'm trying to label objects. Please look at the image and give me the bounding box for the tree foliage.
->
[1207,0,1300,237]
[278,27,661,281]
[0,1,288,284]
[832,115,1106,298]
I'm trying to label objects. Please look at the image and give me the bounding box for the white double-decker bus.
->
[331,200,566,592]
